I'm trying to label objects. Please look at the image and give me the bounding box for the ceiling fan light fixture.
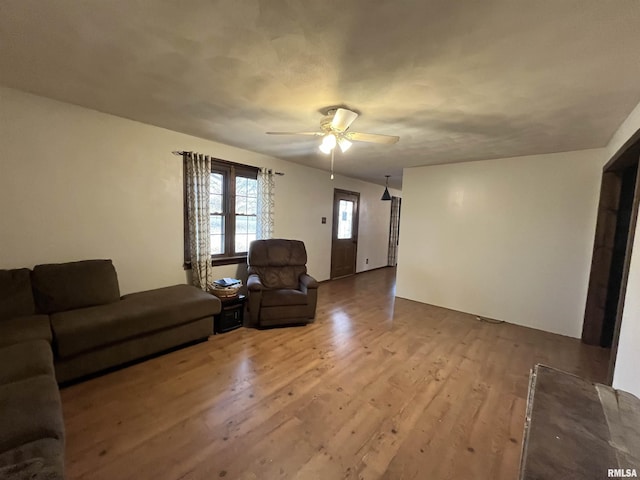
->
[338,137,352,153]
[319,133,336,154]
[381,175,392,201]
[319,142,332,154]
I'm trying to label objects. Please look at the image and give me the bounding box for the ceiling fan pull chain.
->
[330,149,335,180]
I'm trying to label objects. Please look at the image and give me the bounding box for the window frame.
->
[183,158,259,268]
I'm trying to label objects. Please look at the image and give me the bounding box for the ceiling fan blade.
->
[331,108,359,132]
[346,132,400,144]
[265,131,323,136]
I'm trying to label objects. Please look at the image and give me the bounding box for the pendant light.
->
[381,175,392,201]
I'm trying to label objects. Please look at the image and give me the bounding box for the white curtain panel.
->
[184,152,212,290]
[257,168,275,239]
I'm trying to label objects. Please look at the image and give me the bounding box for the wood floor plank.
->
[60,267,609,480]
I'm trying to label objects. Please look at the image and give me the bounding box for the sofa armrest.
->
[299,273,318,293]
[247,274,265,291]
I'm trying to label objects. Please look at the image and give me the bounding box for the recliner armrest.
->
[299,273,318,291]
[247,274,265,291]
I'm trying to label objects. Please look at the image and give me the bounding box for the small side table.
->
[214,294,246,334]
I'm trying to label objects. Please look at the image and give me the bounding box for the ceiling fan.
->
[266,107,399,155]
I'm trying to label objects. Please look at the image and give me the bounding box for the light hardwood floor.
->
[61,267,608,480]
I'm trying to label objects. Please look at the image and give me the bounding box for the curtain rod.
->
[172,151,284,176]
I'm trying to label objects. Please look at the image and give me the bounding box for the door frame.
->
[330,188,360,279]
[582,128,640,384]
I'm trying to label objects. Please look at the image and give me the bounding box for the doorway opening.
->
[330,189,360,279]
[582,131,640,383]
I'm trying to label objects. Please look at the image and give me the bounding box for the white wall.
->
[613,229,640,397]
[611,99,640,397]
[0,87,398,294]
[396,149,604,338]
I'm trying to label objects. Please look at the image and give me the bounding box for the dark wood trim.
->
[607,160,640,384]
[581,172,622,344]
[603,127,640,172]
[183,256,247,270]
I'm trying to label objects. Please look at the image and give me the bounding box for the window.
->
[184,159,258,266]
[337,199,354,239]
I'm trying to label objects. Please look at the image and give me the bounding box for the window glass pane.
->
[247,216,257,234]
[210,215,223,235]
[209,194,223,213]
[236,195,247,215]
[235,235,248,253]
[236,177,248,196]
[236,215,248,234]
[210,234,223,255]
[247,233,256,245]
[210,173,223,195]
[247,178,257,196]
[337,200,354,239]
[246,197,257,216]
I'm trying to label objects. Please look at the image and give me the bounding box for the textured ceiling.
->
[1,0,640,189]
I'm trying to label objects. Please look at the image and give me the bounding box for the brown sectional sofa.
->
[0,260,221,479]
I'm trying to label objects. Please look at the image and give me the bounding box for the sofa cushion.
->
[0,315,52,348]
[0,269,36,322]
[31,260,120,314]
[0,438,64,480]
[0,341,54,385]
[52,284,221,358]
[262,289,308,307]
[0,375,64,454]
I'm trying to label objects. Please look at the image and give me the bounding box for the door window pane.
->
[337,200,354,239]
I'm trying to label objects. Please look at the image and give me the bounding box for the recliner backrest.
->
[248,239,308,289]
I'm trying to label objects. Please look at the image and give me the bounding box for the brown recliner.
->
[247,239,319,327]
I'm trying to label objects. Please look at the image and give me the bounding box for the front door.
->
[331,189,360,279]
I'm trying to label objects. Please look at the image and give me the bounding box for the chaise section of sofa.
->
[30,260,221,383]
